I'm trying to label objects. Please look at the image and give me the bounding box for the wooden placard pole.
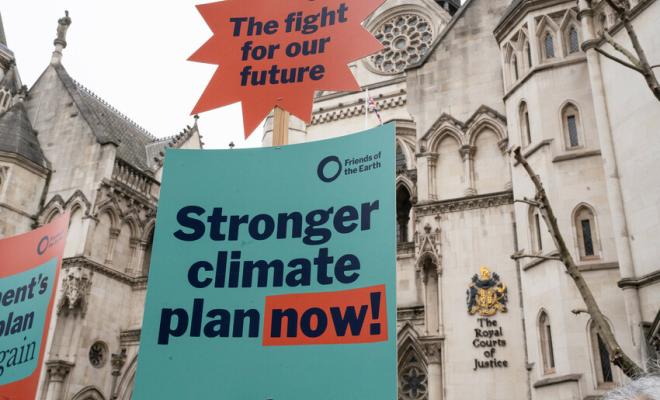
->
[273,106,290,146]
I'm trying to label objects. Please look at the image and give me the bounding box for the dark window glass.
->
[512,56,519,80]
[546,325,556,368]
[567,115,579,147]
[545,33,555,58]
[396,145,406,172]
[597,334,614,382]
[525,111,531,144]
[397,186,412,243]
[569,27,580,53]
[526,44,533,67]
[581,219,594,256]
[535,213,543,251]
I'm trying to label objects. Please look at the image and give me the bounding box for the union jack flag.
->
[367,93,383,125]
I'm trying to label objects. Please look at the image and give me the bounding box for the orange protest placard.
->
[189,0,384,137]
[0,215,69,400]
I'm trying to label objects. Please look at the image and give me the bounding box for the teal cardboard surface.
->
[0,259,57,385]
[133,125,396,399]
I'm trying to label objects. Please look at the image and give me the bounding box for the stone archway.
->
[115,356,137,400]
[71,386,105,400]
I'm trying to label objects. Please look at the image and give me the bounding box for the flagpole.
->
[273,106,289,146]
[364,87,369,130]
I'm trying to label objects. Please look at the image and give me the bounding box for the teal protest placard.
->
[133,124,396,399]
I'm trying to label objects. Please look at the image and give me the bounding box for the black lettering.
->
[300,308,327,337]
[174,206,206,241]
[271,309,298,338]
[188,261,213,288]
[335,254,360,284]
[158,308,189,345]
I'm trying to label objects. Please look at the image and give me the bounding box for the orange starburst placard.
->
[189,0,384,137]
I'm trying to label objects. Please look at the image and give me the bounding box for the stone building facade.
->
[265,0,660,399]
[0,12,202,400]
[0,0,658,399]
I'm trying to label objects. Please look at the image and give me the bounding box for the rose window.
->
[89,341,108,368]
[370,14,434,74]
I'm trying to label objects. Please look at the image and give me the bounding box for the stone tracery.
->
[370,13,434,74]
[399,345,429,400]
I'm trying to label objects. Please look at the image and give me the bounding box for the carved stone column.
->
[578,0,643,352]
[44,360,74,400]
[106,228,120,265]
[422,340,443,400]
[421,269,430,335]
[134,240,148,276]
[427,154,438,200]
[127,238,141,274]
[459,145,476,196]
[417,225,443,336]
[498,138,513,190]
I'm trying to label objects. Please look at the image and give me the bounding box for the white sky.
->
[1,1,262,149]
[2,1,466,149]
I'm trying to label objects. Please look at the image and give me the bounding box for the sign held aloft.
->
[189,0,384,137]
[0,214,69,400]
[133,124,396,400]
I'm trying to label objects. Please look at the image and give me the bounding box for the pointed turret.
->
[0,11,7,46]
[0,101,48,169]
[1,61,21,93]
[0,61,22,113]
[51,11,72,65]
[0,12,23,113]
[0,12,22,114]
[0,11,15,78]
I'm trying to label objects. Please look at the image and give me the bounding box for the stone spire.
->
[0,11,7,46]
[0,11,14,78]
[51,11,72,65]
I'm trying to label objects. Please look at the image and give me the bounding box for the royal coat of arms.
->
[466,266,508,316]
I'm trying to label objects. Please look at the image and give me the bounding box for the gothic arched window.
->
[524,40,532,70]
[142,229,154,276]
[0,168,5,198]
[504,44,517,87]
[575,205,599,260]
[520,102,532,146]
[568,26,580,54]
[399,345,428,400]
[113,221,135,270]
[589,321,615,388]
[539,311,556,374]
[562,103,582,149]
[0,88,11,111]
[90,211,114,263]
[511,55,519,81]
[530,208,543,253]
[421,255,440,336]
[64,206,84,258]
[544,33,556,59]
